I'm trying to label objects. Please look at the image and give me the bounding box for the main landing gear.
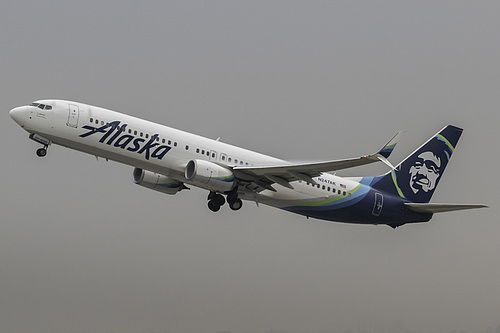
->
[207,190,243,212]
[208,192,225,212]
[227,193,243,211]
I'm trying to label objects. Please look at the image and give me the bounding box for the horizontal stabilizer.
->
[404,203,488,214]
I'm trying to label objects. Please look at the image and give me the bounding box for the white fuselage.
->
[10,99,360,211]
[11,101,486,227]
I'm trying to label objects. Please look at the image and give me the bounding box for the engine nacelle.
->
[184,159,235,192]
[133,168,184,195]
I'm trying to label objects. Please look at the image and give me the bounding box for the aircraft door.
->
[66,104,79,128]
[372,192,384,216]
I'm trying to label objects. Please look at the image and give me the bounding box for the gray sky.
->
[1,1,499,333]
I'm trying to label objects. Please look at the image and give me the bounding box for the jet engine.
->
[184,159,235,192]
[133,168,185,195]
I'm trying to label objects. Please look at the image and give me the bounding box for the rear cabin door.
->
[372,192,384,216]
[66,104,79,128]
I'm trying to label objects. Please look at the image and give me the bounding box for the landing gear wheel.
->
[208,200,221,212]
[228,198,243,211]
[36,148,47,157]
[207,192,225,212]
[213,194,225,206]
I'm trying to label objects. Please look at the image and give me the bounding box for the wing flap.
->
[404,203,488,214]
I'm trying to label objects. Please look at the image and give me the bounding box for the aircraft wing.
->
[233,131,403,192]
[404,203,488,214]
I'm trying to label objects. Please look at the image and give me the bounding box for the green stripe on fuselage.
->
[297,184,361,207]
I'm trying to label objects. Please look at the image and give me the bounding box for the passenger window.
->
[322,185,325,190]
[201,150,205,155]
[174,142,177,147]
[134,130,137,135]
[196,148,200,153]
[95,119,99,124]
[90,118,93,123]
[185,145,189,150]
[212,152,216,158]
[162,139,165,143]
[140,132,143,137]
[228,158,232,162]
[145,134,149,138]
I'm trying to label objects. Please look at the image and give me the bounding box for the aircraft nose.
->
[9,106,27,127]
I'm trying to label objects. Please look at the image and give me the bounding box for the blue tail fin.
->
[371,125,463,203]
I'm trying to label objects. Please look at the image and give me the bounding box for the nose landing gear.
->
[36,147,47,157]
[29,133,51,158]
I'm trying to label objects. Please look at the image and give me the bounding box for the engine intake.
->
[185,159,235,192]
[133,168,184,195]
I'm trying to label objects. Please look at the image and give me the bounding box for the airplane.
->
[9,99,487,228]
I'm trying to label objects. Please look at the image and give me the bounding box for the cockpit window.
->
[29,102,52,110]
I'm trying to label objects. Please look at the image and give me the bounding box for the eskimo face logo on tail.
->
[79,121,171,160]
[395,136,452,203]
[372,125,461,203]
[409,151,441,194]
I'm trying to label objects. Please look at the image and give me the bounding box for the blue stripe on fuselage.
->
[282,179,432,225]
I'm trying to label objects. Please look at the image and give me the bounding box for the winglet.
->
[371,131,404,169]
[377,131,404,159]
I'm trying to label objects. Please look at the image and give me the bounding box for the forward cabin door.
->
[66,104,79,128]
